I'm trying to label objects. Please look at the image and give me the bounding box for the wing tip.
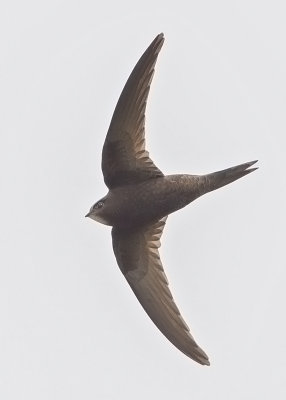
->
[190,348,210,366]
[200,357,211,366]
[181,339,210,366]
[153,33,165,52]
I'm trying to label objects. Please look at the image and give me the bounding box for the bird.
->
[86,33,257,366]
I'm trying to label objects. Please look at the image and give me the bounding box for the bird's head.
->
[85,196,111,226]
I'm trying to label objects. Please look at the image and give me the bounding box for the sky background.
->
[1,1,285,399]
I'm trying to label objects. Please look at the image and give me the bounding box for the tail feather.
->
[205,160,258,193]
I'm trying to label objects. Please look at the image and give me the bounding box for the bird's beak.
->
[85,212,91,218]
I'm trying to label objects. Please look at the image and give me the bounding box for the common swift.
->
[86,33,257,366]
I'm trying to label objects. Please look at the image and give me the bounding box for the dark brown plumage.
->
[86,33,257,365]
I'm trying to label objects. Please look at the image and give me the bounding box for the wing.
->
[102,34,165,189]
[112,217,210,365]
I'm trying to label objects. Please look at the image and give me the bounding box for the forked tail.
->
[204,160,258,193]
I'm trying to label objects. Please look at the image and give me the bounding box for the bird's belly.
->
[109,175,201,228]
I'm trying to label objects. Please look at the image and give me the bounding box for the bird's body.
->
[89,164,256,228]
[86,33,257,365]
[89,174,203,227]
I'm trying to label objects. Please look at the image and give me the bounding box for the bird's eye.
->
[95,201,104,209]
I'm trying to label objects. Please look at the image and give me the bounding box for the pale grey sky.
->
[1,1,285,399]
